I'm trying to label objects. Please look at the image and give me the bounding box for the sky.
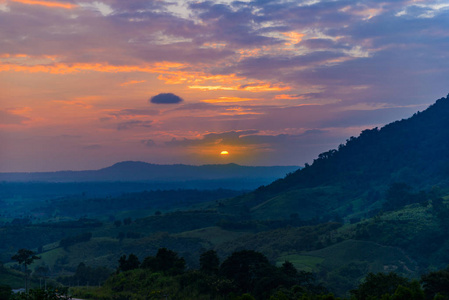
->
[1,0,449,172]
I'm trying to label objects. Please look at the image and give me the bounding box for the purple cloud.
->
[117,120,152,130]
[141,139,156,147]
[150,93,184,104]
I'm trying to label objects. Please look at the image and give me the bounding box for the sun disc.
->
[220,150,229,155]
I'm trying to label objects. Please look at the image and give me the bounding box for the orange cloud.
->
[189,83,290,92]
[188,85,236,91]
[220,107,263,116]
[241,83,290,92]
[10,0,78,9]
[157,74,189,84]
[238,48,263,58]
[0,61,184,74]
[274,94,308,100]
[120,80,146,86]
[282,31,306,45]
[7,107,32,115]
[202,97,257,103]
[0,56,290,93]
[202,42,227,49]
[53,100,93,109]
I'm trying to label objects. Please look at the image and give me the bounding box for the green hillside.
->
[3,94,449,297]
[220,94,449,220]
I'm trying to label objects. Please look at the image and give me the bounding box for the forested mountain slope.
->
[225,94,449,219]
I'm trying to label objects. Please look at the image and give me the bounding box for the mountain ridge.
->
[0,161,299,183]
[223,93,449,220]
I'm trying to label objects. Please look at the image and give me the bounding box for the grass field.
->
[174,226,250,246]
[276,254,324,272]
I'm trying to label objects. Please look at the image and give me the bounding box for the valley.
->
[2,95,449,299]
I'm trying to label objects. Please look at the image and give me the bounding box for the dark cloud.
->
[117,120,152,130]
[150,93,184,104]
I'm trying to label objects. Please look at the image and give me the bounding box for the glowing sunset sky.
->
[1,0,448,171]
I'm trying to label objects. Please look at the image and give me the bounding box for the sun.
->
[220,150,229,155]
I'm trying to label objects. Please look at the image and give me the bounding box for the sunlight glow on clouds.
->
[1,0,448,171]
[10,0,77,9]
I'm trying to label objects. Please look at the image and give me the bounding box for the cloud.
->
[0,110,30,125]
[78,1,114,16]
[10,0,78,9]
[165,130,259,147]
[110,109,159,117]
[141,139,156,147]
[162,129,338,166]
[2,0,449,170]
[120,80,146,86]
[83,144,102,150]
[163,129,331,151]
[117,120,152,130]
[150,93,184,104]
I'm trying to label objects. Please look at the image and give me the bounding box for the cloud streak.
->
[10,0,78,9]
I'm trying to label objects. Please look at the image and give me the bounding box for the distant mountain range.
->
[0,161,299,183]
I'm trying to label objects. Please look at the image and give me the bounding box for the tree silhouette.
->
[118,254,140,272]
[200,250,219,275]
[11,248,40,293]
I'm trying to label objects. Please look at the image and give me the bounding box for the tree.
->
[34,264,50,289]
[200,250,219,275]
[11,249,40,293]
[118,254,140,272]
[12,287,71,300]
[141,248,186,275]
[421,267,449,299]
[351,272,410,300]
[280,261,297,277]
[220,250,275,296]
[390,281,424,300]
[0,284,12,300]
[383,183,413,211]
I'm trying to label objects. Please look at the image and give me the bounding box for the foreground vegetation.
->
[3,186,449,296]
[3,247,449,300]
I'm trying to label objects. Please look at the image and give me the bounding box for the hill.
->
[223,94,449,220]
[4,94,449,297]
[0,162,298,183]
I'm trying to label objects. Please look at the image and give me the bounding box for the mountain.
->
[5,95,449,297]
[0,162,299,183]
[223,94,449,220]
